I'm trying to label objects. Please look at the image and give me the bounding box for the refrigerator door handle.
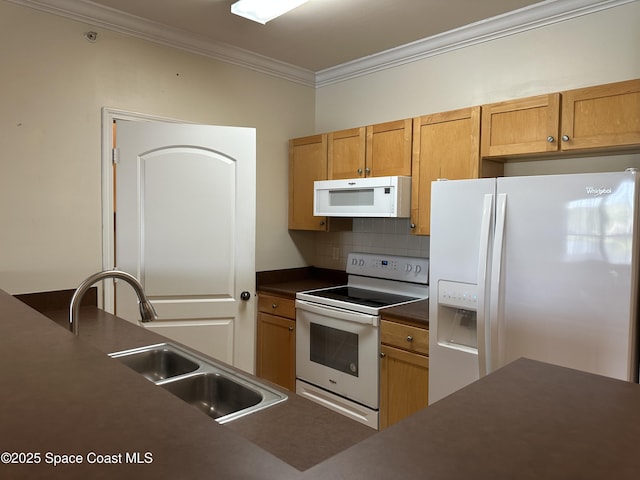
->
[489,193,507,371]
[476,193,494,377]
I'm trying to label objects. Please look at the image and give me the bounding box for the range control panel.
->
[346,252,429,284]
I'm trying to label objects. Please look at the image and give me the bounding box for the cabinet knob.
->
[271,303,278,309]
[562,135,570,142]
[410,223,416,229]
[406,335,413,342]
[319,220,325,226]
[379,352,386,358]
[365,167,371,175]
[288,326,294,332]
[357,168,363,175]
[547,136,555,143]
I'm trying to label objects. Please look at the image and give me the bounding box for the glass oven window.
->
[310,323,358,377]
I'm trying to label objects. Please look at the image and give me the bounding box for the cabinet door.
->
[561,79,640,151]
[366,119,412,177]
[379,344,429,430]
[481,93,560,157]
[411,107,481,235]
[328,127,366,179]
[289,134,328,230]
[256,312,295,391]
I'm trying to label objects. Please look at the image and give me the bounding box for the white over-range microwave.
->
[314,175,411,218]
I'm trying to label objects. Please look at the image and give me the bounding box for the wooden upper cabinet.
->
[411,107,481,236]
[561,79,640,151]
[288,134,328,231]
[481,93,561,157]
[366,119,413,177]
[481,79,640,158]
[327,120,412,179]
[327,127,366,179]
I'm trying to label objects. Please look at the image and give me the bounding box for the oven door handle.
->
[295,299,379,327]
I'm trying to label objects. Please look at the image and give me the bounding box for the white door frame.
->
[100,107,186,313]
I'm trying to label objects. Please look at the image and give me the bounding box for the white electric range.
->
[295,252,429,429]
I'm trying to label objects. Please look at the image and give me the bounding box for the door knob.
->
[240,291,251,301]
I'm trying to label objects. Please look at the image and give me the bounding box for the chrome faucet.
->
[69,270,158,335]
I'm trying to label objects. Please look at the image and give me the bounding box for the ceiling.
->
[80,0,543,72]
[11,0,625,86]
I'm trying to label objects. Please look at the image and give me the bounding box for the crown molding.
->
[7,0,317,87]
[316,0,636,87]
[7,0,636,89]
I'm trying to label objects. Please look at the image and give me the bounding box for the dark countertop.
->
[32,302,375,473]
[305,358,640,480]
[0,290,298,480]
[256,266,347,298]
[380,299,429,328]
[4,288,640,479]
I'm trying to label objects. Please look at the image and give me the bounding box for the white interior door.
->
[115,120,256,372]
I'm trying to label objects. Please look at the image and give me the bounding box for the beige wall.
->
[0,1,315,294]
[2,1,640,294]
[316,2,640,131]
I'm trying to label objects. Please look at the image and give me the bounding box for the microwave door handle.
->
[295,299,378,326]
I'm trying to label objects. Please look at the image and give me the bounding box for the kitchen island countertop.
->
[3,288,640,479]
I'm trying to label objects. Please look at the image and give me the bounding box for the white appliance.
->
[296,252,429,429]
[429,170,640,404]
[314,175,411,217]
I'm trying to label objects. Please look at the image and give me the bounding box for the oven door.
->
[295,299,379,409]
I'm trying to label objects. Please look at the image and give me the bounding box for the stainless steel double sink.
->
[109,343,287,424]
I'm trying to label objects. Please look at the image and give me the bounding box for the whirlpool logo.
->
[586,186,613,196]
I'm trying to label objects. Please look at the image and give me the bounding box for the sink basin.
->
[110,346,199,381]
[160,373,262,420]
[109,343,287,423]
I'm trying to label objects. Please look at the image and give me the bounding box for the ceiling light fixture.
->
[231,0,310,24]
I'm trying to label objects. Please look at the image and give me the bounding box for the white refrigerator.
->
[428,170,640,404]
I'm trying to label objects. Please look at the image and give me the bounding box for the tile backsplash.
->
[314,218,430,270]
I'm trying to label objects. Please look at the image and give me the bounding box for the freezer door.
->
[492,171,639,381]
[429,178,496,404]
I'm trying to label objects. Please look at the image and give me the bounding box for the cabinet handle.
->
[271,303,278,309]
[406,335,413,342]
[546,136,555,143]
[562,135,570,142]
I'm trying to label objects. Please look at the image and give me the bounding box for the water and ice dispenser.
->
[436,280,478,352]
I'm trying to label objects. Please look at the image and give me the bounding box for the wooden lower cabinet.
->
[256,294,296,391]
[379,319,429,430]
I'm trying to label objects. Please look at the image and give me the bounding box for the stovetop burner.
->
[307,286,421,309]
